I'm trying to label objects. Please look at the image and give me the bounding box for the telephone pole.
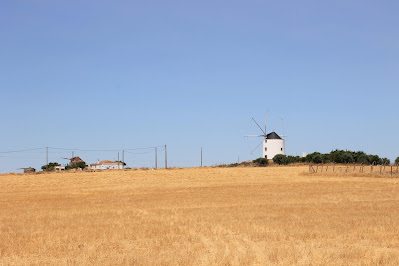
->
[155,147,158,169]
[165,144,167,169]
[122,150,124,168]
[46,147,48,170]
[201,147,203,167]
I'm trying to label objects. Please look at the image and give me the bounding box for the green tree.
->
[71,162,87,169]
[312,154,324,164]
[395,157,399,165]
[368,155,382,165]
[41,162,60,171]
[382,158,390,165]
[357,154,369,164]
[253,158,269,166]
[273,154,287,165]
[341,152,354,163]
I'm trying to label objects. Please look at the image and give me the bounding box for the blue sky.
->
[1,0,398,172]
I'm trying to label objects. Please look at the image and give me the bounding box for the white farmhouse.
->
[88,160,124,170]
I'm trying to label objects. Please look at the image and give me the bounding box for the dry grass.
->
[1,166,399,265]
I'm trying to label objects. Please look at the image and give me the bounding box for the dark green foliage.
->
[395,157,399,165]
[368,155,382,165]
[71,161,87,169]
[273,154,303,165]
[115,161,127,166]
[273,154,286,165]
[357,154,369,164]
[41,162,60,171]
[382,158,391,165]
[276,149,390,165]
[312,154,324,164]
[253,158,269,166]
[341,152,354,163]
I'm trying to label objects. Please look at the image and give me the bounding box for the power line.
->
[0,148,45,154]
[47,147,121,152]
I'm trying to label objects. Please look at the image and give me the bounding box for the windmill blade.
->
[272,118,283,132]
[252,118,266,135]
[244,135,265,138]
[265,111,268,134]
[250,139,264,155]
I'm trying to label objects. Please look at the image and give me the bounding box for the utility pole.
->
[165,144,167,169]
[117,152,120,169]
[46,147,48,170]
[155,147,157,169]
[122,150,124,168]
[201,147,203,167]
[72,151,74,158]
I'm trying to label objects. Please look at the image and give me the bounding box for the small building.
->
[54,166,66,171]
[70,157,85,167]
[88,160,124,170]
[22,167,36,173]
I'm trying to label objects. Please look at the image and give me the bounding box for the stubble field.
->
[1,166,399,265]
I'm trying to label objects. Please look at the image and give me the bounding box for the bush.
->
[273,154,287,165]
[341,152,354,163]
[396,157,399,166]
[368,155,382,165]
[253,158,269,166]
[382,158,390,165]
[41,162,60,171]
[71,162,87,169]
[357,154,369,164]
[312,154,324,164]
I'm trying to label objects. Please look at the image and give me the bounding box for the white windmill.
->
[245,112,286,159]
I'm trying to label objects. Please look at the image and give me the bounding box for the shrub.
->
[71,162,87,169]
[368,155,382,165]
[312,154,324,164]
[357,154,369,164]
[273,154,287,165]
[253,158,269,166]
[341,152,354,163]
[382,158,390,165]
[41,162,60,171]
[396,157,399,166]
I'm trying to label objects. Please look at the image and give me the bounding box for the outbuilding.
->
[88,160,124,170]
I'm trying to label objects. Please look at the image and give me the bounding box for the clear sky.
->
[1,0,398,173]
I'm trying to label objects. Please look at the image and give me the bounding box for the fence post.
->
[326,165,329,172]
[391,166,393,176]
[333,163,335,172]
[346,163,349,173]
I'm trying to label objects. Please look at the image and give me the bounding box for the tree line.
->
[273,150,398,165]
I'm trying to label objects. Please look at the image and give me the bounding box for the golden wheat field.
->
[1,166,399,265]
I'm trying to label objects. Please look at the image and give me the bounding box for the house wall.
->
[89,163,123,170]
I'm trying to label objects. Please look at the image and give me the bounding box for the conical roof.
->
[266,132,282,139]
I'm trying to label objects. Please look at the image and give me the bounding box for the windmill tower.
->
[245,112,286,159]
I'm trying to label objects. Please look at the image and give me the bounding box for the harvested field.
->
[1,166,399,265]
